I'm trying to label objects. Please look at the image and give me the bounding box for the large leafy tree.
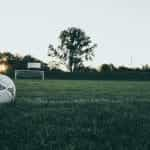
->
[48,27,97,72]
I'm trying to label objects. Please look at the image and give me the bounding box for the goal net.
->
[15,70,44,80]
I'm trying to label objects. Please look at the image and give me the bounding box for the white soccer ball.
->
[0,74,16,103]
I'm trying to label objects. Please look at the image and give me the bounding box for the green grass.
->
[1,80,150,150]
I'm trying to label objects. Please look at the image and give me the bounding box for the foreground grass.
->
[0,80,150,150]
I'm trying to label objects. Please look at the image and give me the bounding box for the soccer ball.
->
[0,74,16,103]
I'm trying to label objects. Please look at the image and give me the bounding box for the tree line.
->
[48,27,150,73]
[0,52,49,76]
[0,52,150,73]
[0,26,150,80]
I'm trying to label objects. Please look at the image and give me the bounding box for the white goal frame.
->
[14,70,45,80]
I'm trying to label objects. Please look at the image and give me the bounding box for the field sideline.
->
[0,80,150,149]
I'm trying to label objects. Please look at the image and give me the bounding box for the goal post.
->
[15,70,45,80]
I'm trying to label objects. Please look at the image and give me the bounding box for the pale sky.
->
[0,0,150,67]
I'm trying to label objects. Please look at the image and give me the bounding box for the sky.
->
[0,0,150,67]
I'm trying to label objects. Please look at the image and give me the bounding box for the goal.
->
[15,70,44,80]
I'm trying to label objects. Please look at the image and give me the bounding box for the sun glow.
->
[0,63,8,73]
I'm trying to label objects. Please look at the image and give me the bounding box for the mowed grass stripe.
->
[16,80,150,100]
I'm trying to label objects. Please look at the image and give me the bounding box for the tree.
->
[100,64,116,72]
[48,27,97,72]
[142,64,150,72]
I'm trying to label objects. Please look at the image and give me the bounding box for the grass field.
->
[1,80,150,150]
